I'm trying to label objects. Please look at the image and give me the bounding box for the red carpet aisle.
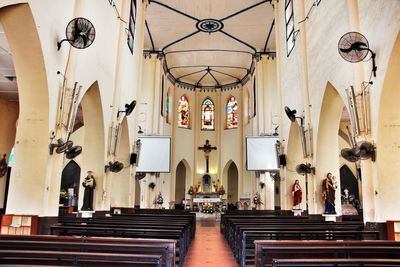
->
[184,219,239,267]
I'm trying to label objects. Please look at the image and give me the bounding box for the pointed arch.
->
[78,81,105,211]
[178,94,190,128]
[315,82,345,214]
[285,123,305,210]
[0,3,50,215]
[222,160,239,204]
[377,32,400,220]
[59,160,81,213]
[201,97,215,130]
[175,159,192,205]
[226,95,238,129]
[110,117,130,207]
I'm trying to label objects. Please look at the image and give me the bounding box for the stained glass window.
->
[226,96,238,129]
[178,95,190,128]
[201,98,215,130]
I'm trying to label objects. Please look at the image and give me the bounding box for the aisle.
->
[184,218,239,267]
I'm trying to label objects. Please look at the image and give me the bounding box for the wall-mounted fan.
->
[57,17,96,50]
[284,106,297,122]
[105,161,124,173]
[338,32,377,77]
[49,138,82,159]
[296,163,315,175]
[341,141,376,162]
[117,100,136,119]
[135,172,146,180]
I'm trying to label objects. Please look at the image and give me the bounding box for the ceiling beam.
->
[220,30,256,53]
[149,0,200,22]
[176,69,208,80]
[145,20,155,51]
[208,70,221,86]
[169,65,249,71]
[210,69,240,81]
[162,30,200,51]
[164,48,253,56]
[220,0,271,22]
[263,19,275,52]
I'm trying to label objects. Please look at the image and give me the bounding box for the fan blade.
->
[340,42,368,53]
[341,148,359,162]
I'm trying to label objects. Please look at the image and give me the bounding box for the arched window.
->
[178,95,190,128]
[201,98,215,130]
[165,86,171,124]
[226,95,238,129]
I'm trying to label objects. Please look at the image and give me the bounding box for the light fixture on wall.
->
[284,106,308,158]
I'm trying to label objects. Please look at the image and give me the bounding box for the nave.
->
[0,0,399,266]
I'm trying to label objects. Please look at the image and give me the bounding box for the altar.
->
[190,192,226,213]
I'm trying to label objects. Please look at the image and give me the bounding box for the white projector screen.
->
[246,136,279,171]
[136,136,171,173]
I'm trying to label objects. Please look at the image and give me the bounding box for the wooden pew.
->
[254,240,400,267]
[0,235,175,267]
[0,249,162,266]
[239,230,379,267]
[272,258,400,267]
[53,213,195,266]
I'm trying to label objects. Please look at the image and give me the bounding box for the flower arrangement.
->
[201,202,214,214]
[253,192,263,205]
[187,186,194,195]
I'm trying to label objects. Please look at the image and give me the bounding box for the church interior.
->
[0,0,399,266]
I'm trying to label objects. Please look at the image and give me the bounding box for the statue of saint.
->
[322,173,337,214]
[291,179,302,210]
[81,171,96,211]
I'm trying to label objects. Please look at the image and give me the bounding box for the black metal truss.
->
[145,0,275,90]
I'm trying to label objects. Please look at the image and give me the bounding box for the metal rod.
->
[220,30,257,53]
[220,0,270,22]
[264,19,275,52]
[162,30,201,51]
[150,0,200,22]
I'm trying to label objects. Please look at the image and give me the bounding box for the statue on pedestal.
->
[81,171,96,211]
[291,179,302,210]
[322,173,337,214]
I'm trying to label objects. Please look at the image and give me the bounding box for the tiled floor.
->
[184,218,239,267]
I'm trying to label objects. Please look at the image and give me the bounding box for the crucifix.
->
[198,139,217,173]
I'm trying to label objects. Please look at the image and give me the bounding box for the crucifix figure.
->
[198,139,217,173]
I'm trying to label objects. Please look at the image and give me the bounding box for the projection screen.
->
[136,136,171,173]
[246,136,279,171]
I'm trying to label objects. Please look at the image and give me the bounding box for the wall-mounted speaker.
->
[130,153,137,165]
[279,154,287,167]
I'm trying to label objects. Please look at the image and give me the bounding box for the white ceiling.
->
[0,22,18,101]
[0,1,275,98]
[144,0,275,87]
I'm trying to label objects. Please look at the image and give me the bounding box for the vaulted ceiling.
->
[144,0,275,89]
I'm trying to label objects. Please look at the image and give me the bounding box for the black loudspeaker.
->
[130,153,137,165]
[279,154,287,167]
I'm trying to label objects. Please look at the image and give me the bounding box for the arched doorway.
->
[340,165,359,207]
[59,161,81,214]
[377,32,400,221]
[315,82,345,214]
[223,161,239,205]
[0,4,50,215]
[175,159,191,208]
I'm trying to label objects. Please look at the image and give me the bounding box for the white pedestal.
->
[80,211,95,218]
[292,209,303,216]
[323,214,339,222]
